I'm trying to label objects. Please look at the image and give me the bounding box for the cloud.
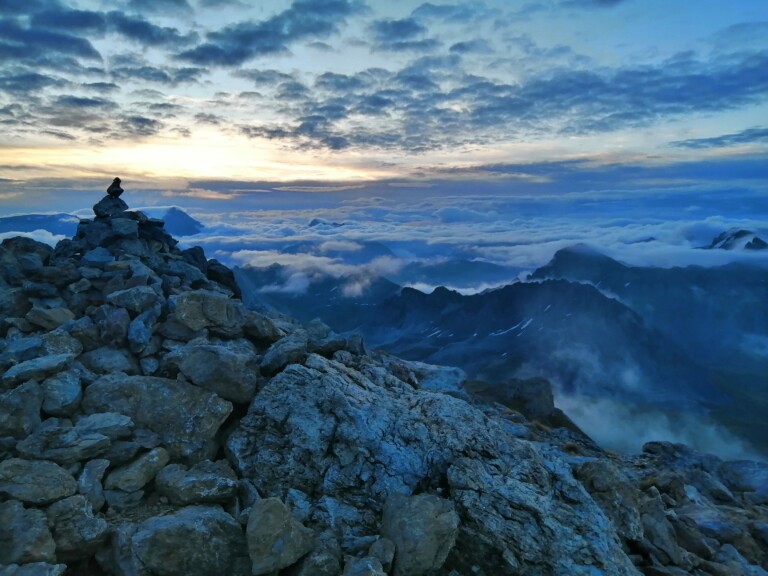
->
[672,126,768,149]
[368,17,439,52]
[561,0,628,7]
[449,39,492,54]
[0,72,62,94]
[117,115,163,137]
[126,0,193,15]
[411,2,499,23]
[176,0,364,66]
[0,19,102,62]
[111,65,205,86]
[0,229,66,246]
[31,8,108,34]
[106,11,199,48]
[557,394,761,461]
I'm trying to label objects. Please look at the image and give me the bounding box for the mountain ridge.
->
[0,195,766,575]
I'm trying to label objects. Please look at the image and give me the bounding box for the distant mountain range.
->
[236,242,768,456]
[0,206,204,239]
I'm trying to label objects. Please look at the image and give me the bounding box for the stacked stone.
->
[0,190,766,576]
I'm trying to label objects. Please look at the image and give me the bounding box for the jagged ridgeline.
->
[1,189,767,576]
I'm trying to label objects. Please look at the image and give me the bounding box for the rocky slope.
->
[0,195,767,576]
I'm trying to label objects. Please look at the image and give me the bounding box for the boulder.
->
[78,458,110,512]
[2,353,75,388]
[0,336,42,367]
[25,307,75,330]
[74,412,134,440]
[46,495,109,561]
[93,195,129,219]
[106,285,160,313]
[111,217,138,238]
[81,247,115,267]
[227,354,637,576]
[41,370,82,416]
[78,346,140,375]
[243,310,283,344]
[129,506,250,576]
[104,447,170,492]
[381,494,458,576]
[0,458,76,504]
[155,459,239,505]
[0,500,56,564]
[160,338,262,403]
[0,564,67,576]
[169,289,245,335]
[93,305,131,347]
[260,329,308,375]
[343,557,387,576]
[0,381,43,438]
[16,419,111,464]
[127,303,161,354]
[82,374,233,462]
[246,497,314,575]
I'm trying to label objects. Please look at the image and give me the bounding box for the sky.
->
[0,0,767,215]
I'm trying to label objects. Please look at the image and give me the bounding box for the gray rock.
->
[575,460,644,542]
[111,217,138,238]
[160,338,262,403]
[105,447,170,492]
[75,412,134,439]
[104,489,144,511]
[169,289,245,336]
[243,310,283,344]
[0,500,56,564]
[291,534,342,576]
[16,419,111,464]
[78,458,110,512]
[106,286,160,314]
[227,353,637,576]
[81,247,115,267]
[25,307,75,330]
[79,346,140,375]
[82,374,233,462]
[0,336,42,367]
[0,458,76,504]
[0,381,42,438]
[155,459,239,505]
[343,557,387,576]
[247,497,314,575]
[260,329,308,376]
[93,195,129,219]
[0,564,67,576]
[93,305,131,348]
[46,495,109,560]
[720,460,768,505]
[2,353,74,388]
[381,493,458,576]
[41,370,82,417]
[127,303,161,354]
[40,330,83,357]
[369,537,396,573]
[130,506,250,576]
[102,440,142,466]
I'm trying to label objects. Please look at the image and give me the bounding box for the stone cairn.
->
[0,182,766,576]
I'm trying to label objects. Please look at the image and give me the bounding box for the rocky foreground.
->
[0,196,767,576]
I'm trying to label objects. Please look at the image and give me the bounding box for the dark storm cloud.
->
[672,127,768,149]
[111,65,205,86]
[106,12,198,48]
[0,19,101,61]
[176,0,364,66]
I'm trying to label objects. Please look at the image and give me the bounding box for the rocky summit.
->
[0,193,767,576]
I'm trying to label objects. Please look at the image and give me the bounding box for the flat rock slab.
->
[0,458,76,505]
[2,353,75,388]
